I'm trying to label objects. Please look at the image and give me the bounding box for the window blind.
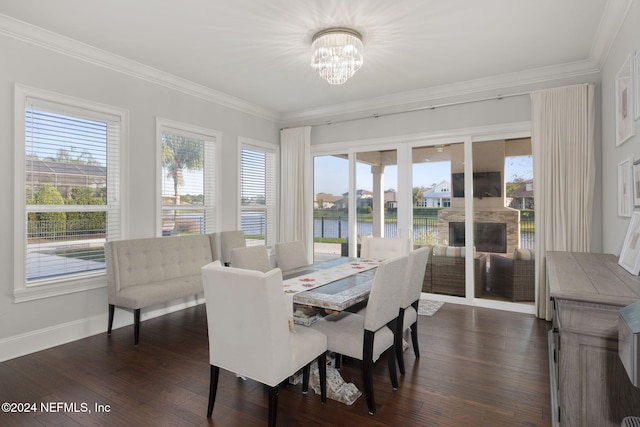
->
[24,101,120,283]
[241,147,276,245]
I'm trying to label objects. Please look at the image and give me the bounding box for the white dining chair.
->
[208,232,221,262]
[275,240,310,272]
[310,255,408,415]
[395,246,431,375]
[360,237,412,261]
[202,261,327,426]
[229,245,272,272]
[220,230,246,266]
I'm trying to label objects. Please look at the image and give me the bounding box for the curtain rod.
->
[281,91,529,130]
[282,82,591,129]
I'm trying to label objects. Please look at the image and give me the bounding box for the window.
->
[239,138,277,246]
[14,85,126,301]
[158,119,219,236]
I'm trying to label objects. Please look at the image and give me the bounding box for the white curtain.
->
[530,84,595,320]
[279,127,312,262]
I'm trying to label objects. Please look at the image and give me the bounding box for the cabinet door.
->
[558,302,640,427]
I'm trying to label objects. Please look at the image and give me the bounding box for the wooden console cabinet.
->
[547,251,640,426]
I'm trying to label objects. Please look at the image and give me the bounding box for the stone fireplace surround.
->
[437,208,520,254]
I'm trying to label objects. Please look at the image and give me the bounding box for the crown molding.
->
[0,14,279,122]
[589,0,633,69]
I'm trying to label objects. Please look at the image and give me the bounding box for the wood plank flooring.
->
[0,303,552,426]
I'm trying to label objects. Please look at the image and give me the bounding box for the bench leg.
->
[107,304,115,335]
[134,309,140,346]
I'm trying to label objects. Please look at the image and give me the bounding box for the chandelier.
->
[311,28,363,85]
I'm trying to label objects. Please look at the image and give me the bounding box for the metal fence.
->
[520,216,534,249]
[314,211,536,249]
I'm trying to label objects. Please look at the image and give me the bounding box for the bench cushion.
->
[111,274,204,308]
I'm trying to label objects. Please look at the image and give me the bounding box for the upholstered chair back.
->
[363,255,408,333]
[275,240,310,272]
[208,232,221,261]
[360,237,412,261]
[229,245,272,272]
[202,261,293,387]
[400,246,431,309]
[220,230,246,265]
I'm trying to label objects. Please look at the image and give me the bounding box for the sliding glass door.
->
[412,141,471,298]
[313,154,349,262]
[476,138,535,306]
[311,125,535,313]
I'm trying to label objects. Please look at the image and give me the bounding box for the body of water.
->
[184,212,534,249]
[313,217,535,249]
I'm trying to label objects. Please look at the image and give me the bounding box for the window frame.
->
[13,84,129,303]
[156,118,220,237]
[238,137,278,246]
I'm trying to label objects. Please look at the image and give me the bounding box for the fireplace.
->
[449,222,507,253]
[438,208,519,254]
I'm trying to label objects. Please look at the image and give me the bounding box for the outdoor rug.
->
[418,299,445,316]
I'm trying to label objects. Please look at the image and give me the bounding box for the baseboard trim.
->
[0,296,205,362]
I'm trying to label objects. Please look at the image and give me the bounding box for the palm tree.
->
[162,134,203,207]
[412,186,426,206]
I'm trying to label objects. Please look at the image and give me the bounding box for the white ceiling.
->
[0,0,628,122]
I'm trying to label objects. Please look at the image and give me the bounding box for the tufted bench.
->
[106,233,219,345]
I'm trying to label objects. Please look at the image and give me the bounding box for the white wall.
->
[601,1,640,254]
[0,34,279,360]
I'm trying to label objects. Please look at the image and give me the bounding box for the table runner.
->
[283,259,378,295]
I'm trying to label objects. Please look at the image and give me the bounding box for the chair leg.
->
[410,300,420,357]
[134,309,141,346]
[107,304,115,335]
[362,330,376,415]
[207,365,219,418]
[395,308,406,375]
[334,352,342,369]
[302,364,310,394]
[317,352,327,402]
[410,321,420,357]
[386,346,399,390]
[268,385,279,427]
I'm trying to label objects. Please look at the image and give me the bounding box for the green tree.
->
[162,134,203,207]
[66,187,106,236]
[505,177,525,198]
[412,186,428,206]
[33,185,66,239]
[54,146,101,165]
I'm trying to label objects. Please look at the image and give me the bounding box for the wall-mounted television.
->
[452,171,501,198]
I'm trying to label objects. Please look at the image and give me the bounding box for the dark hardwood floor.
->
[0,303,552,426]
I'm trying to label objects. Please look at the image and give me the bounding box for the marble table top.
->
[283,257,378,312]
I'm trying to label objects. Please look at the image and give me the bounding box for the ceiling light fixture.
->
[311,27,363,85]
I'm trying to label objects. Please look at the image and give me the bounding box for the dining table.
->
[281,256,379,325]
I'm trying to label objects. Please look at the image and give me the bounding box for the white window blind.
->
[23,99,121,284]
[240,146,276,245]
